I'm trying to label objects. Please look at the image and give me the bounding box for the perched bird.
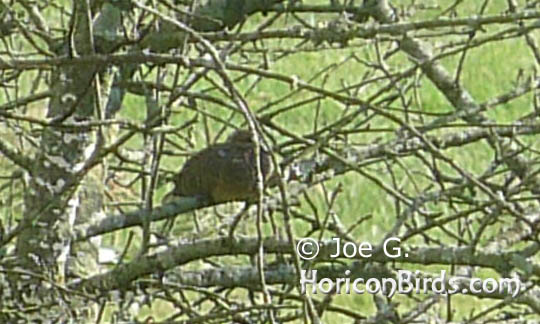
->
[164,130,273,204]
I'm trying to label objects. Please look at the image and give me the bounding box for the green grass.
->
[147,2,537,319]
[2,0,538,322]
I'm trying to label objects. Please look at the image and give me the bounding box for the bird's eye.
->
[217,149,227,158]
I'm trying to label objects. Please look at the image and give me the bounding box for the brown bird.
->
[164,130,273,204]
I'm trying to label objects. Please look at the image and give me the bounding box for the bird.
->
[164,130,273,204]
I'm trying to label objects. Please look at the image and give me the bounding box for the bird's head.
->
[227,129,256,144]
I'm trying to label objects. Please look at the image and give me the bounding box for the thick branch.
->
[72,236,539,292]
[0,138,33,171]
[74,197,209,240]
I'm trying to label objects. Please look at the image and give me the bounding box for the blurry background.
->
[0,0,539,322]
